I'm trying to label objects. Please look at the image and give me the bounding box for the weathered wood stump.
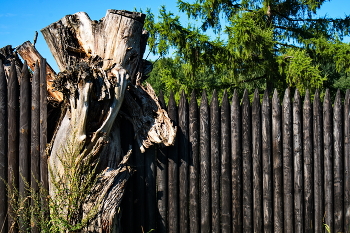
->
[14,10,176,232]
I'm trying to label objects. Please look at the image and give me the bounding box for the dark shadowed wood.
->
[18,61,31,231]
[0,59,7,233]
[252,89,263,232]
[134,140,146,232]
[200,90,211,232]
[210,90,220,233]
[313,90,324,233]
[344,90,350,232]
[282,88,293,233]
[39,58,49,196]
[8,61,19,233]
[156,91,168,233]
[145,147,156,232]
[293,90,303,233]
[31,63,40,233]
[241,89,253,232]
[262,90,273,233]
[333,90,343,233]
[221,91,231,233]
[231,89,242,233]
[323,89,333,232]
[189,90,200,233]
[272,89,283,232]
[178,90,189,233]
[168,92,179,233]
[303,90,313,233]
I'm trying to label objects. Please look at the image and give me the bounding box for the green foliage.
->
[48,135,100,232]
[4,136,100,233]
[144,0,350,99]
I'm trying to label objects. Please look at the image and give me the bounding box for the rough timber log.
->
[40,10,176,232]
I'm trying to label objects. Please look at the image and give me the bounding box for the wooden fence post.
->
[313,90,324,233]
[0,59,8,233]
[145,146,156,232]
[252,89,263,232]
[189,90,200,233]
[323,89,334,232]
[18,61,31,232]
[303,90,313,232]
[31,62,40,233]
[178,90,189,233]
[8,61,19,233]
[333,90,344,233]
[156,90,168,233]
[344,89,350,232]
[39,58,48,194]
[221,91,231,233]
[200,90,210,232]
[242,89,253,232]
[262,90,273,232]
[282,88,293,233]
[168,92,179,232]
[272,89,283,232]
[231,89,242,233]
[210,90,220,233]
[293,90,303,233]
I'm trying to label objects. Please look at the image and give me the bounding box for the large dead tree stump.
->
[22,10,177,232]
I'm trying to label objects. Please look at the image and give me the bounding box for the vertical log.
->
[8,60,19,233]
[313,90,324,233]
[252,89,263,232]
[293,90,303,233]
[303,90,313,233]
[344,89,350,232]
[156,90,168,233]
[200,90,211,232]
[189,90,200,233]
[272,89,283,232]
[168,92,179,232]
[39,58,48,193]
[120,118,136,233]
[231,90,242,233]
[210,90,220,233]
[0,59,7,233]
[145,147,156,232]
[333,90,343,233]
[134,140,146,232]
[18,61,31,232]
[178,90,189,233]
[221,91,231,233]
[241,89,253,232]
[282,88,293,233]
[323,89,333,231]
[262,90,273,233]
[31,62,40,233]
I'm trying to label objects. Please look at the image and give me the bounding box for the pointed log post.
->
[39,10,176,232]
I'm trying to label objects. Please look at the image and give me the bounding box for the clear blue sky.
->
[0,0,349,72]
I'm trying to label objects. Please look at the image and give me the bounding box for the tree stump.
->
[18,9,177,232]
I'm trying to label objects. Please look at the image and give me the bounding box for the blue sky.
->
[0,0,350,72]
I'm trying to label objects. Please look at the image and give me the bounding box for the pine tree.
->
[145,0,350,98]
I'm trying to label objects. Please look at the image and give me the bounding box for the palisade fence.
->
[0,59,48,233]
[1,57,350,233]
[120,88,350,233]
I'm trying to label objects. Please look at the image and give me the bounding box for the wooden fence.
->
[0,59,48,233]
[120,88,350,233]
[2,55,350,233]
